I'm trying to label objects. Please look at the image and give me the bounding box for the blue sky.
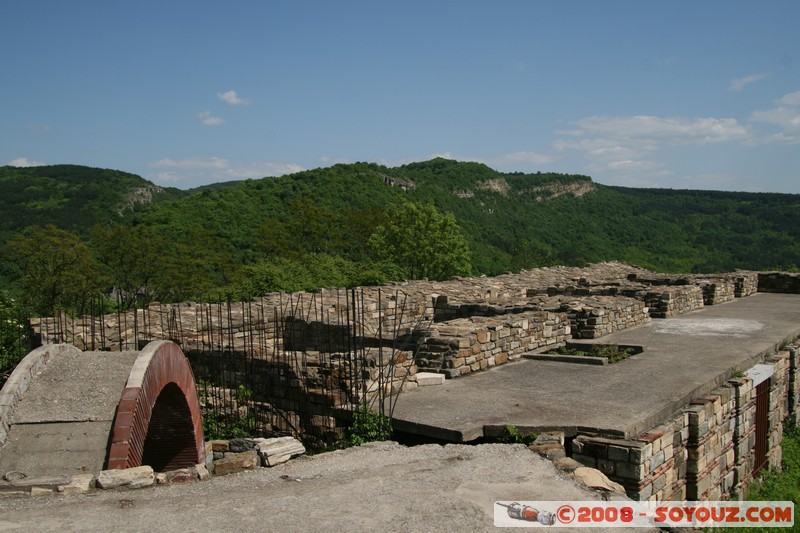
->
[2,1,799,192]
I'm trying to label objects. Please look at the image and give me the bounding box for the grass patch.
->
[340,403,392,447]
[549,343,635,364]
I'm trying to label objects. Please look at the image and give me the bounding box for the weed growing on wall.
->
[501,424,538,446]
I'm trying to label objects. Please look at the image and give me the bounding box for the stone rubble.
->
[1,436,307,497]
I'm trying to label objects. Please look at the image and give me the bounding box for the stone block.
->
[256,436,306,467]
[57,474,95,495]
[209,439,230,452]
[213,450,259,476]
[597,458,615,476]
[608,445,630,462]
[416,372,445,386]
[629,443,653,464]
[615,462,645,480]
[97,466,155,490]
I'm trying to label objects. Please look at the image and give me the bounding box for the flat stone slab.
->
[391,293,800,441]
[416,372,446,386]
[97,466,154,490]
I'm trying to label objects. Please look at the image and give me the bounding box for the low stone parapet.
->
[758,272,800,294]
[415,311,570,377]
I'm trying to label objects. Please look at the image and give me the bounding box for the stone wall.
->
[415,311,570,377]
[698,278,736,305]
[641,286,705,319]
[32,263,768,359]
[735,272,759,297]
[572,415,687,502]
[758,272,800,294]
[570,347,799,502]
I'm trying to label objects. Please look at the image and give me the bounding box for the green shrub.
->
[341,404,392,447]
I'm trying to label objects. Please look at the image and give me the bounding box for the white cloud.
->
[750,91,800,142]
[777,91,800,106]
[151,156,230,169]
[560,115,750,144]
[148,156,303,187]
[7,157,45,167]
[553,114,753,187]
[197,111,225,126]
[318,156,352,165]
[729,74,765,92]
[217,90,252,106]
[473,151,557,167]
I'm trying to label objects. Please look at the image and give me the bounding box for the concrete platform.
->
[390,293,800,441]
[0,350,140,478]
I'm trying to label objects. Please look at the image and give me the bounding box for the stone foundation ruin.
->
[19,262,800,502]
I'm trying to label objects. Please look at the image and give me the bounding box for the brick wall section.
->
[572,347,799,502]
[685,390,737,500]
[106,341,205,470]
[572,415,688,502]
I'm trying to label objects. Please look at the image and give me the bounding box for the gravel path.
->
[0,442,656,532]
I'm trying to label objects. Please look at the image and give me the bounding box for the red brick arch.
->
[106,340,205,471]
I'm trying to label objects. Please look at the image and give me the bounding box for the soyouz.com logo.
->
[493,501,794,528]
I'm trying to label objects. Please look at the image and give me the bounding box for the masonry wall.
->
[415,311,570,377]
[571,347,799,502]
[758,272,800,294]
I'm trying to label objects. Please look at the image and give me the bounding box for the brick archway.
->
[106,340,205,471]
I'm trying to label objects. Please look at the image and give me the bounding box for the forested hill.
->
[0,164,183,239]
[120,158,800,275]
[2,158,800,311]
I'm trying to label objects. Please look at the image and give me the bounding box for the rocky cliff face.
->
[117,184,165,215]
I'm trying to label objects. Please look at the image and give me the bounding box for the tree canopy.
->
[368,201,472,281]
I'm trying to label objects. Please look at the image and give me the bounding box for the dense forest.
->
[1,159,799,316]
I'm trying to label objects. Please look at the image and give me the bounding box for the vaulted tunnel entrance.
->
[141,383,198,472]
[106,340,205,471]
[0,340,205,479]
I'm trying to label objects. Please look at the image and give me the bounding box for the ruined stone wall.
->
[565,297,650,339]
[735,272,759,297]
[758,272,800,294]
[415,311,570,377]
[684,388,738,501]
[572,415,687,502]
[571,347,799,502]
[641,286,705,319]
[698,279,736,305]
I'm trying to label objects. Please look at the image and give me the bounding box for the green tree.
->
[4,225,102,315]
[91,224,168,308]
[0,291,28,386]
[368,201,472,281]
